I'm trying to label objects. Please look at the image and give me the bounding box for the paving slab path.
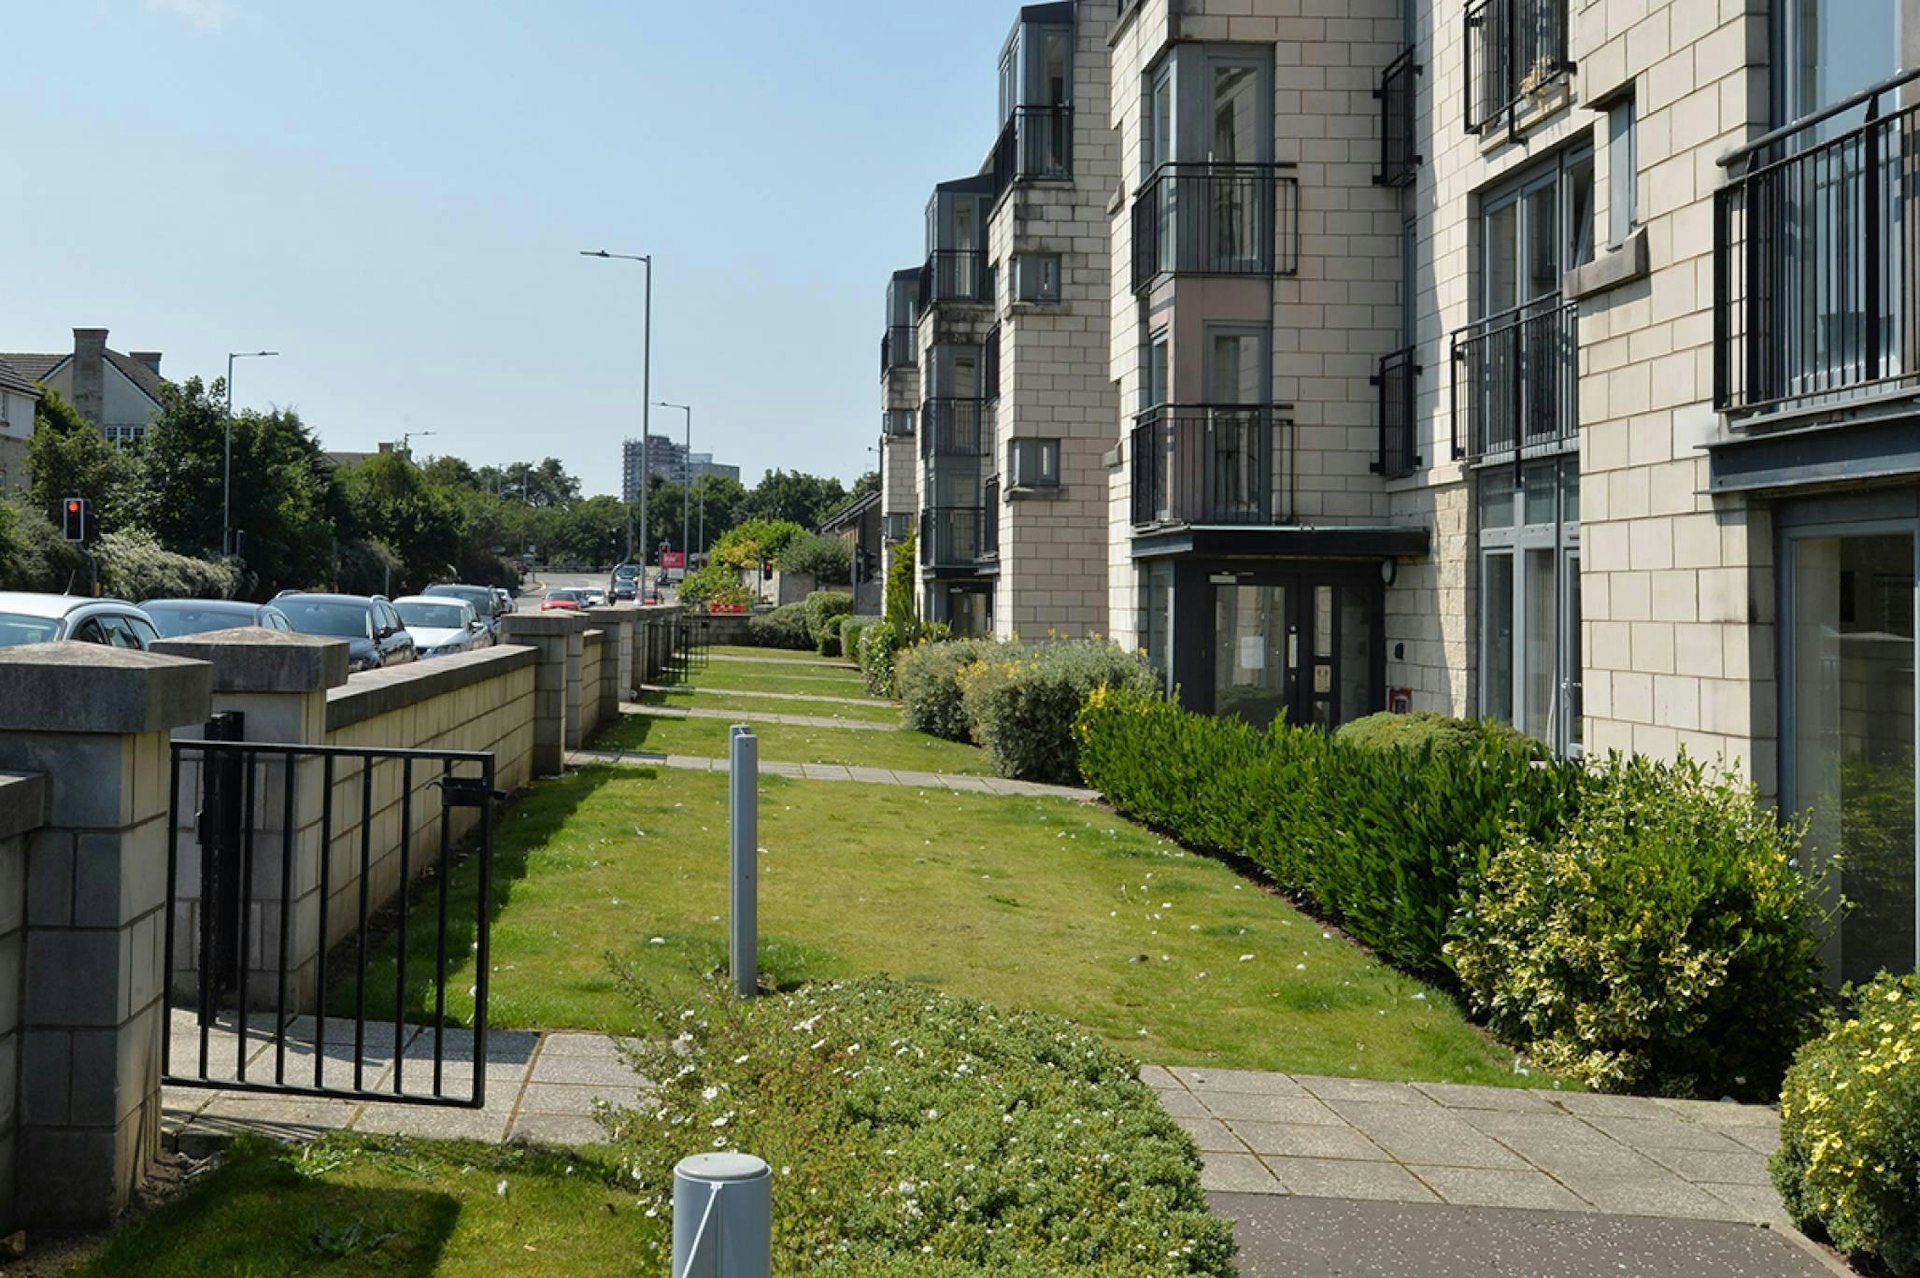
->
[620,701,903,732]
[639,682,882,708]
[566,746,1098,799]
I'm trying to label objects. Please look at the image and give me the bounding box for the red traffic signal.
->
[62,497,89,543]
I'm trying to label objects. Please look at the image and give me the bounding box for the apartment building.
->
[868,0,1917,979]
[877,1,1118,638]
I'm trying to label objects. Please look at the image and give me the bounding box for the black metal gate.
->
[163,716,500,1108]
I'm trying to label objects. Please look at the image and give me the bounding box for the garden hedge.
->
[897,638,1000,741]
[803,590,855,656]
[747,601,812,650]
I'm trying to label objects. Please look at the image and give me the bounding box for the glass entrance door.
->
[1210,573,1379,730]
[1787,527,1918,986]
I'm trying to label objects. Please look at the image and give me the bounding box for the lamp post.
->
[398,430,437,461]
[223,349,279,557]
[581,250,652,580]
[653,401,692,567]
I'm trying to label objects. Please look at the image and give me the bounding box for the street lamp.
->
[581,249,652,578]
[398,430,437,461]
[653,401,692,566]
[224,349,279,557]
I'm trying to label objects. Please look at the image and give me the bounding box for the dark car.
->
[141,598,294,638]
[610,563,639,601]
[273,592,416,673]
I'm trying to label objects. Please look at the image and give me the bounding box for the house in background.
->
[1,328,166,447]
[820,488,882,614]
[0,358,43,496]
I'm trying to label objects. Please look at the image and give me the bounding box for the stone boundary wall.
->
[579,630,605,741]
[0,772,48,1233]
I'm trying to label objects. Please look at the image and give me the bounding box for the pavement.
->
[565,745,1099,799]
[623,701,904,731]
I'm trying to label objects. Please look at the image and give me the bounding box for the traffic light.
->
[62,497,88,543]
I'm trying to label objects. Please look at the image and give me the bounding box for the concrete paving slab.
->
[1411,1165,1590,1211]
[1325,1102,1532,1170]
[1209,1193,1837,1278]
[529,1052,643,1087]
[1169,1066,1310,1096]
[1197,1092,1344,1126]
[1197,1153,1284,1193]
[538,1032,636,1059]
[1583,1114,1754,1154]
[1262,1156,1441,1203]
[1295,1075,1442,1107]
[1137,1064,1179,1090]
[1558,1171,1747,1221]
[1644,1146,1777,1187]
[1412,1082,1561,1112]
[518,1082,623,1116]
[509,1113,610,1147]
[1174,1115,1249,1153]
[1154,1089,1209,1118]
[1227,1120,1389,1162]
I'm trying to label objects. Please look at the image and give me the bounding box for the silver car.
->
[0,592,161,649]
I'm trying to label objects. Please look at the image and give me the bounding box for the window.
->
[1606,98,1637,246]
[1478,459,1581,755]
[1145,330,1169,410]
[883,409,915,438]
[1141,562,1173,694]
[1009,438,1061,488]
[1013,254,1063,304]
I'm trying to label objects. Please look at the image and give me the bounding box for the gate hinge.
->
[434,775,507,808]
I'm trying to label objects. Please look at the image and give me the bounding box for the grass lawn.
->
[75,1136,659,1277]
[680,665,880,699]
[638,687,901,725]
[591,712,987,774]
[359,767,1531,1086]
[706,644,854,665]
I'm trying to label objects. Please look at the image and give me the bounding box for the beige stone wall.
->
[0,777,32,1232]
[579,631,605,741]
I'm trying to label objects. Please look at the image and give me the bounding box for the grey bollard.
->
[728,726,759,998]
[672,1152,771,1278]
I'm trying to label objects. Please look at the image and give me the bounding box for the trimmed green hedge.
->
[1336,709,1540,757]
[803,590,855,656]
[1076,689,1825,1095]
[603,976,1235,1276]
[840,616,874,669]
[747,602,812,650]
[959,642,1157,786]
[1774,973,1920,1276]
[897,638,1000,741]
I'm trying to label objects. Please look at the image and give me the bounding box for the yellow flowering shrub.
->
[1773,973,1920,1276]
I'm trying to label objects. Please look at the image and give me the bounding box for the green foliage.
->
[679,559,752,608]
[0,500,90,593]
[1449,752,1827,1097]
[1076,690,1584,990]
[714,518,807,572]
[883,528,917,628]
[96,531,238,602]
[957,641,1158,786]
[840,616,873,668]
[897,639,1002,741]
[802,590,855,655]
[856,616,950,698]
[28,389,138,534]
[1773,973,1920,1276]
[1337,710,1541,757]
[748,601,813,650]
[778,532,852,586]
[338,452,466,596]
[742,468,849,528]
[602,976,1236,1277]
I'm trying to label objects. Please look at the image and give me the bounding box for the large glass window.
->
[1142,563,1173,694]
[1787,525,1917,986]
[1214,583,1292,729]
[1776,0,1898,132]
[1479,459,1580,754]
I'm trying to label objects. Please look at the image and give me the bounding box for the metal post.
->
[671,1153,771,1278]
[728,726,758,999]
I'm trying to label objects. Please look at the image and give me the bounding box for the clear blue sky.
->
[0,1,1027,494]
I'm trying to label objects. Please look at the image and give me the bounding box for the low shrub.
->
[1336,710,1540,757]
[97,531,238,601]
[681,559,752,609]
[840,615,873,668]
[747,601,812,650]
[1447,752,1827,1097]
[856,617,949,697]
[896,638,1001,741]
[1773,973,1920,1276]
[778,532,852,586]
[602,976,1236,1277]
[957,640,1156,785]
[803,590,855,657]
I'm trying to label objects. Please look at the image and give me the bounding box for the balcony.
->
[922,507,990,568]
[880,325,916,376]
[882,409,915,439]
[1450,295,1577,463]
[921,398,989,460]
[1131,163,1299,294]
[1130,404,1295,528]
[1376,50,1421,187]
[1372,346,1422,478]
[1714,70,1920,416]
[919,251,993,312]
[992,105,1074,194]
[1463,0,1570,136]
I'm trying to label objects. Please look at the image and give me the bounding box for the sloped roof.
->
[104,350,166,403]
[0,357,38,396]
[819,488,881,533]
[0,353,62,385]
[0,348,166,406]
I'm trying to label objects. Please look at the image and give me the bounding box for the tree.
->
[713,518,807,572]
[27,390,138,533]
[744,469,849,529]
[776,532,851,584]
[552,494,629,568]
[339,452,466,595]
[885,527,918,627]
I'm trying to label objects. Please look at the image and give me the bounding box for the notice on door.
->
[1239,637,1266,671]
[1313,665,1332,694]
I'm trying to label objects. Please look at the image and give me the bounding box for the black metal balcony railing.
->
[921,399,990,460]
[880,325,917,376]
[1131,163,1299,294]
[1450,295,1578,463]
[1376,49,1422,186]
[981,477,1000,559]
[1372,346,1422,478]
[919,251,993,312]
[992,105,1075,195]
[1714,69,1920,415]
[1129,404,1295,528]
[1463,0,1570,136]
[922,507,989,568]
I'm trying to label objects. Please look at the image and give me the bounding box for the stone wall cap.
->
[326,644,537,733]
[0,643,213,733]
[498,613,591,636]
[152,627,350,694]
[0,770,49,841]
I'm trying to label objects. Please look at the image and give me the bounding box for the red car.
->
[540,588,586,612]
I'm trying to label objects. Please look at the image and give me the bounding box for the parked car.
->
[493,587,514,617]
[610,563,639,601]
[581,588,608,607]
[141,598,293,638]
[394,595,490,658]
[273,592,416,673]
[541,588,586,612]
[424,583,506,639]
[0,592,160,649]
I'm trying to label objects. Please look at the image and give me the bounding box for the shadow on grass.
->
[329,765,632,1030]
[588,710,665,754]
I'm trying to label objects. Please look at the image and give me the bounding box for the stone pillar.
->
[0,645,211,1229]
[149,630,347,1013]
[0,772,50,1234]
[583,607,635,701]
[499,614,588,775]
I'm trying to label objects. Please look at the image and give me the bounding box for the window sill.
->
[1564,226,1647,300]
[1475,75,1575,153]
[1006,484,1066,501]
